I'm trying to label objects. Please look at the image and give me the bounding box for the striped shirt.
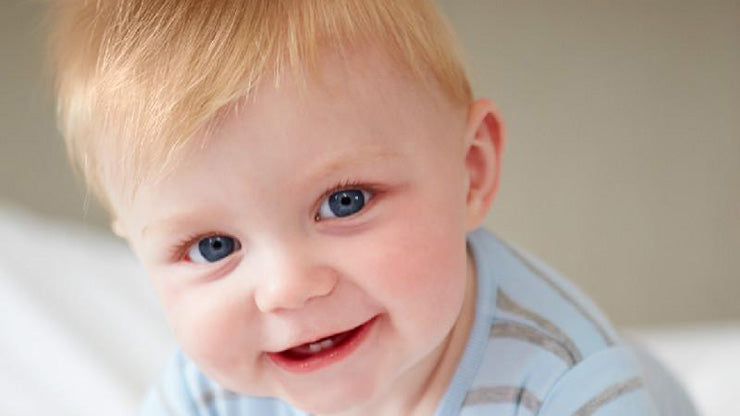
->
[140,227,694,415]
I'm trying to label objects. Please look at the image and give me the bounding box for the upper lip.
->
[267,317,374,353]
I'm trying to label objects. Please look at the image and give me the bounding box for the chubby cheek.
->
[158,280,262,387]
[359,216,469,349]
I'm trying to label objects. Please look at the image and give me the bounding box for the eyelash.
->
[313,178,377,221]
[169,232,210,262]
[168,178,377,262]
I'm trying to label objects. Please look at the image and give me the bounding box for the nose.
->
[253,241,338,313]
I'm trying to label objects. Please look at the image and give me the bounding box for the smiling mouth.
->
[267,316,378,373]
[280,324,363,360]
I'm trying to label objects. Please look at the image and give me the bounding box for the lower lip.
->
[266,316,378,374]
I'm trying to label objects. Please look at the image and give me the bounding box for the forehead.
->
[116,46,465,230]
[238,45,452,139]
[215,51,454,170]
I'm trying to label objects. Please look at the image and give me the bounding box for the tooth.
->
[308,343,322,354]
[320,339,334,349]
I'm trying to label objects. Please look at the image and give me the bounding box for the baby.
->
[47,1,696,415]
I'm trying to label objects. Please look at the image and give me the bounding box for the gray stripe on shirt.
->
[573,377,644,416]
[197,389,239,406]
[497,289,583,363]
[500,242,615,346]
[463,386,543,413]
[490,321,577,366]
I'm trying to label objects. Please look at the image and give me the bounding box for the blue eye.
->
[317,189,371,219]
[187,235,240,263]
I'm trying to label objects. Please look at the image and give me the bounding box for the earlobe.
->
[111,218,127,238]
[463,99,506,231]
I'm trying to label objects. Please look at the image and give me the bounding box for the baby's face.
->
[116,49,477,413]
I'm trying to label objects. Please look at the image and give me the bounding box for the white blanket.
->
[0,203,735,415]
[0,204,173,416]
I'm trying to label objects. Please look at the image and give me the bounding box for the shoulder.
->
[460,229,660,415]
[535,345,659,415]
[139,350,308,416]
[462,345,658,415]
[466,228,619,358]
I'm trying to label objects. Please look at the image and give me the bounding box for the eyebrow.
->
[141,210,225,239]
[140,146,401,239]
[303,145,401,184]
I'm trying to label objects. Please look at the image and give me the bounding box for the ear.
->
[462,98,506,231]
[110,218,127,238]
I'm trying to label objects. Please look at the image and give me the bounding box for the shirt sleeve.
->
[537,346,661,416]
[139,351,200,416]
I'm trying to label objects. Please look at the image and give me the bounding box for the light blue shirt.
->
[141,228,696,415]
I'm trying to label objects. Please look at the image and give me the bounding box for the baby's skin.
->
[112,44,504,416]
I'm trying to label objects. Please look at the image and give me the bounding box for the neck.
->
[319,246,478,416]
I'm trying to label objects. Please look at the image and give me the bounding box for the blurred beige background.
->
[1,0,738,326]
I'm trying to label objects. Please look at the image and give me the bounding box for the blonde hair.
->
[47,0,472,214]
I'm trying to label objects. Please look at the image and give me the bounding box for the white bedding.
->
[0,204,173,416]
[0,203,735,415]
